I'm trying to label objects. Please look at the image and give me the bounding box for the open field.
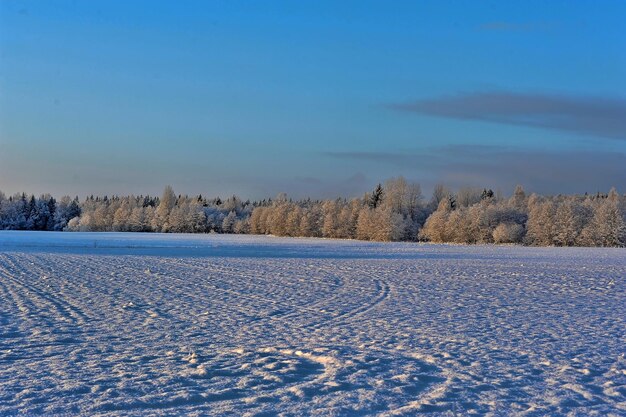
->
[0,232,624,416]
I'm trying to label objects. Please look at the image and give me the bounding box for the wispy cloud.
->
[243,173,371,200]
[324,146,626,194]
[292,173,369,199]
[390,92,626,140]
[478,21,559,32]
[322,151,430,168]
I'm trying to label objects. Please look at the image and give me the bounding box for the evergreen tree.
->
[368,184,384,209]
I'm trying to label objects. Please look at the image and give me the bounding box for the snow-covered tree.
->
[222,211,237,234]
[580,197,626,247]
[419,198,453,243]
[155,185,176,232]
[493,223,524,244]
[525,200,556,246]
[1,181,623,247]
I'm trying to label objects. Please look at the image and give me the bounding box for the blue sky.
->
[1,1,625,199]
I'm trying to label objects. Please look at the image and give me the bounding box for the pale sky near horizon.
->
[1,1,625,200]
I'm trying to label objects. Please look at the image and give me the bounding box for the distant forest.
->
[1,178,625,247]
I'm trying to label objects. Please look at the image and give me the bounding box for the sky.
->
[1,0,625,200]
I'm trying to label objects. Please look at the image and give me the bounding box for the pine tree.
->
[368,184,384,209]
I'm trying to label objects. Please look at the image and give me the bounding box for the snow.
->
[0,231,624,416]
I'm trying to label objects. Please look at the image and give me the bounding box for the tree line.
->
[1,178,625,247]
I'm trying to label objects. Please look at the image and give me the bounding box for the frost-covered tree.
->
[511,185,527,210]
[419,198,453,243]
[113,199,132,231]
[371,207,406,241]
[525,200,556,246]
[249,207,267,234]
[299,206,322,237]
[428,184,451,212]
[155,185,177,232]
[493,223,525,244]
[0,194,28,230]
[322,200,341,238]
[25,196,52,231]
[128,206,153,232]
[233,218,249,234]
[222,211,237,234]
[1,181,623,247]
[336,200,361,239]
[269,202,290,236]
[447,207,478,244]
[285,206,303,237]
[580,196,626,247]
[552,199,589,246]
[49,196,73,230]
[356,207,375,240]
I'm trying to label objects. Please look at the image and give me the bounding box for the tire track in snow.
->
[296,273,391,333]
[181,259,393,331]
[55,254,443,414]
[0,254,91,326]
[0,263,29,344]
[104,257,347,321]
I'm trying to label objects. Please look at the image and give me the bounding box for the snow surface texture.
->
[0,232,624,416]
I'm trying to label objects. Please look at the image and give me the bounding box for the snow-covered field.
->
[0,232,624,416]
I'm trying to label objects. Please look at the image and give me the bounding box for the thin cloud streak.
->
[390,92,626,140]
[322,151,430,168]
[478,21,560,32]
[324,146,626,194]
